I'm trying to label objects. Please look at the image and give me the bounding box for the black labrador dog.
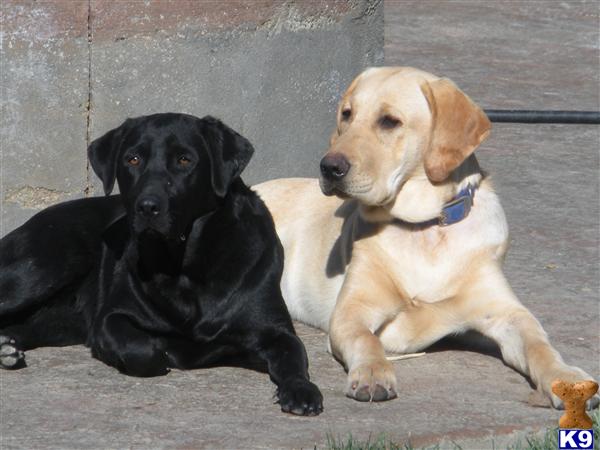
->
[0,113,323,416]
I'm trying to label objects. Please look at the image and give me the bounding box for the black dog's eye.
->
[341,109,352,121]
[178,155,191,166]
[127,155,141,166]
[378,115,402,130]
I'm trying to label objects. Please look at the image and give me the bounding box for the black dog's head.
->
[88,113,254,240]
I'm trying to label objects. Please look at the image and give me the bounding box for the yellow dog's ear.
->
[420,78,491,183]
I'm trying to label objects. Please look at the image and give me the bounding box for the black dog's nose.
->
[320,153,350,181]
[136,197,161,217]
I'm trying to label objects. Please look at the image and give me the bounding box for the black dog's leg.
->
[254,328,323,416]
[0,291,87,370]
[0,257,84,322]
[0,206,103,321]
[0,200,112,369]
[90,312,169,377]
[0,292,86,370]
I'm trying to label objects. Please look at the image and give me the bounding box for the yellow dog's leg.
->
[328,253,407,402]
[461,263,599,410]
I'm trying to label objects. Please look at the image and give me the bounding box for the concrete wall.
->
[0,0,383,235]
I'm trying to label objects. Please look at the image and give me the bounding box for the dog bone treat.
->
[552,379,599,429]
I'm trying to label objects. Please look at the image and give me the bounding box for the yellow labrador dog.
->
[255,67,598,409]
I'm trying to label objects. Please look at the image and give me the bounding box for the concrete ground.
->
[1,1,599,449]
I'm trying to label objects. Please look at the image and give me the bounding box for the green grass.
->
[507,408,600,450]
[325,408,600,450]
[325,433,424,450]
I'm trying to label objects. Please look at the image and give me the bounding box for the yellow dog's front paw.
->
[539,366,599,410]
[345,360,397,402]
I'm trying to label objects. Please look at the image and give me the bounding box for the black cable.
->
[484,110,600,124]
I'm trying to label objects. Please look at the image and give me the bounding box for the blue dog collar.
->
[438,184,477,226]
[396,184,477,228]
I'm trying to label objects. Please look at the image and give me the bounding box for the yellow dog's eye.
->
[341,109,352,121]
[127,156,140,166]
[178,155,191,166]
[379,115,402,129]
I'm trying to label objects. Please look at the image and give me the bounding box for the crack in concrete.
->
[84,0,92,197]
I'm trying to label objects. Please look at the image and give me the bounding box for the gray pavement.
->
[1,1,599,449]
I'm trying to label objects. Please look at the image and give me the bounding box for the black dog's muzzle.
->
[135,195,163,218]
[131,186,173,236]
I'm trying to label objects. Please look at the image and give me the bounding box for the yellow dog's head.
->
[320,67,491,206]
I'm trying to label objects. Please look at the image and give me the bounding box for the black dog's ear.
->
[199,116,254,197]
[87,119,133,195]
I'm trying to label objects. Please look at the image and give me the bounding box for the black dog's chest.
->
[99,212,246,343]
[140,273,201,326]
[137,271,234,339]
[151,272,196,302]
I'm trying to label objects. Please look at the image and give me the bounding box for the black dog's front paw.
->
[277,378,323,416]
[91,338,170,377]
[0,336,25,369]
